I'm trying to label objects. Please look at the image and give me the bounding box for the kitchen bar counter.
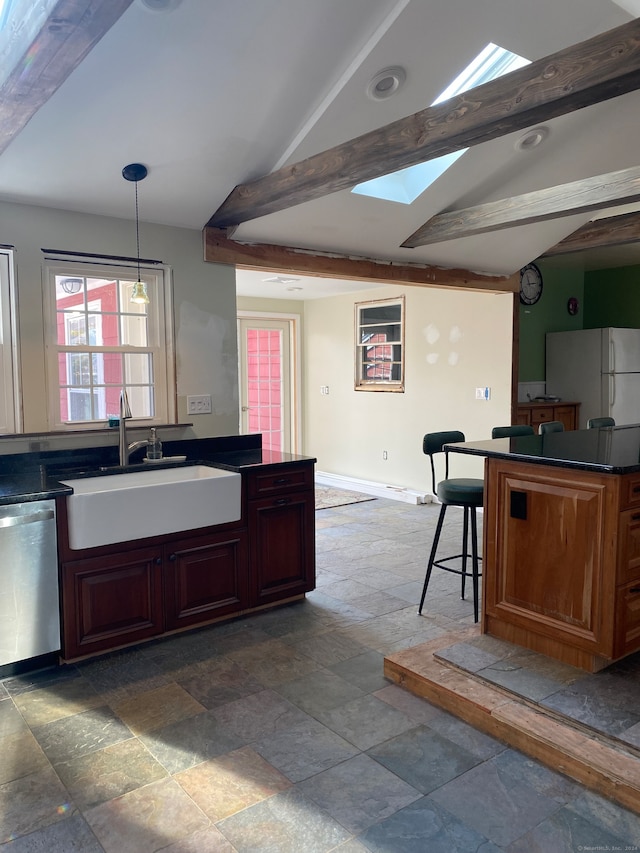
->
[447,426,640,672]
[447,422,640,473]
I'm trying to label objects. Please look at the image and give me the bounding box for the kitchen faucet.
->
[118,389,149,466]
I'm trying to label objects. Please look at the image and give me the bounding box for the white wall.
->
[303,283,513,489]
[1,201,238,439]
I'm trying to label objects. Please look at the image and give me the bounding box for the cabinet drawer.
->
[246,465,313,498]
[622,475,640,510]
[615,580,640,658]
[618,507,640,585]
[531,407,554,426]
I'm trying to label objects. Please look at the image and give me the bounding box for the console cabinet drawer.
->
[246,465,313,498]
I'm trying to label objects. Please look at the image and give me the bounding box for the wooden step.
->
[384,630,640,816]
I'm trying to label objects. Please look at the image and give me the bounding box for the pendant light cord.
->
[135,179,141,283]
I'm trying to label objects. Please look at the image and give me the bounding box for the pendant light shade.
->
[122,162,150,305]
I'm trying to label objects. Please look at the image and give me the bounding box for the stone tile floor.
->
[1,496,640,851]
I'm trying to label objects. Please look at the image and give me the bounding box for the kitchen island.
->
[448,425,640,671]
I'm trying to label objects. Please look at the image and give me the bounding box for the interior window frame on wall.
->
[354,295,405,392]
[42,259,176,431]
[0,248,21,433]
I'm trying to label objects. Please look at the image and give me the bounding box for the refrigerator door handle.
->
[610,373,615,408]
[610,338,616,374]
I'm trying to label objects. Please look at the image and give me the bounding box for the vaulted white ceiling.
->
[1,0,639,287]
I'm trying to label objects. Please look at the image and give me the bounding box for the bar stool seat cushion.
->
[437,479,484,506]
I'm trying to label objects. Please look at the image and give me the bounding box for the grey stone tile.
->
[566,789,640,846]
[329,651,389,693]
[211,689,310,743]
[425,709,507,761]
[287,630,367,666]
[478,664,566,702]
[0,813,104,852]
[175,659,263,709]
[0,696,29,738]
[1,666,81,697]
[428,759,565,846]
[540,689,640,737]
[298,753,421,833]
[31,705,133,764]
[54,737,168,809]
[217,788,350,853]
[490,748,581,803]
[348,590,410,616]
[140,710,245,774]
[0,766,76,842]
[0,728,50,785]
[254,716,359,782]
[435,641,500,672]
[275,668,366,716]
[315,694,416,751]
[367,725,482,794]
[358,796,495,853]
[506,803,638,852]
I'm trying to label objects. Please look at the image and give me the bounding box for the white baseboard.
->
[315,471,431,505]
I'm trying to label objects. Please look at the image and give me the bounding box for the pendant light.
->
[122,162,150,305]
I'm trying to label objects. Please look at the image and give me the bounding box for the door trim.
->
[237,311,301,454]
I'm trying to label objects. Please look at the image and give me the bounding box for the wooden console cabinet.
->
[516,401,580,431]
[57,461,315,661]
[483,457,640,671]
[246,463,315,607]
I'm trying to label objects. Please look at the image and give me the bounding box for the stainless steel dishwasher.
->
[0,499,60,668]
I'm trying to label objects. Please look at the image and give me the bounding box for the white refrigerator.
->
[546,327,640,428]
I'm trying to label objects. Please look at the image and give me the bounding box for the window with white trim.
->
[355,296,404,392]
[0,249,20,433]
[43,261,175,429]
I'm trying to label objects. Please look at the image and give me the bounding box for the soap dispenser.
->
[146,427,163,461]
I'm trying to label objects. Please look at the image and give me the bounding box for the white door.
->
[237,316,298,453]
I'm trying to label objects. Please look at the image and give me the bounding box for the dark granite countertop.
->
[0,435,316,506]
[446,423,640,474]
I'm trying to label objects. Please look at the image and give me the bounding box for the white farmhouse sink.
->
[61,465,241,550]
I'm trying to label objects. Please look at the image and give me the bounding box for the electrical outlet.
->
[187,394,212,414]
[382,450,388,460]
[320,385,329,395]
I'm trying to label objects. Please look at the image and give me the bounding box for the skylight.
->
[352,43,530,205]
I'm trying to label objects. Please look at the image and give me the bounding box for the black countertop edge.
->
[444,431,640,475]
[0,436,317,505]
[446,442,633,474]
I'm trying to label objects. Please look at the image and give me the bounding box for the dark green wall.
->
[518,261,584,381]
[584,265,640,328]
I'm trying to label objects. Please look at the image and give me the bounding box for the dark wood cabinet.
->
[247,463,316,607]
[58,459,316,661]
[249,492,315,606]
[164,530,248,630]
[61,546,163,660]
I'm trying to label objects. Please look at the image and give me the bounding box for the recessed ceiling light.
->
[139,0,183,12]
[366,67,406,101]
[262,275,300,284]
[286,287,303,292]
[515,126,549,151]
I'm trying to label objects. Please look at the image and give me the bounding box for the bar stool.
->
[587,416,615,428]
[491,425,534,438]
[418,431,483,622]
[538,420,564,434]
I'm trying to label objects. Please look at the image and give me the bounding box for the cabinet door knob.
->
[155,557,162,565]
[169,553,177,561]
[275,498,291,506]
[273,477,290,485]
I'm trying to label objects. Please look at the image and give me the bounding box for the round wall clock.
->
[519,263,543,305]
[567,296,579,316]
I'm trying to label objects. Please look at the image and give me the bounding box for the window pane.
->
[120,314,149,346]
[125,385,154,418]
[124,352,153,385]
[355,297,404,391]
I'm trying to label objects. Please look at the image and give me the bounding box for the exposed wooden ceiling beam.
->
[208,18,640,229]
[0,0,134,157]
[204,227,518,292]
[401,165,640,248]
[541,210,640,257]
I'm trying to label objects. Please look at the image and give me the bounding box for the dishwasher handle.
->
[0,509,55,528]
